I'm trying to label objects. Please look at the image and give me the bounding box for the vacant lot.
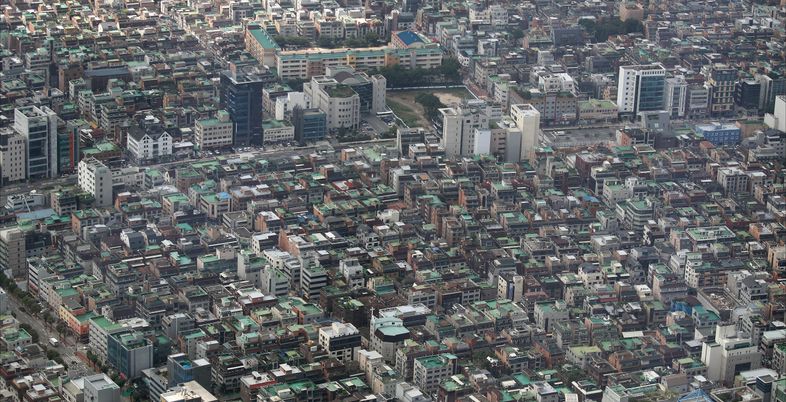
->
[386,87,476,128]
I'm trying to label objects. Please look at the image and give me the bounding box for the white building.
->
[14,106,58,179]
[339,258,364,288]
[275,92,310,120]
[664,76,688,118]
[510,103,541,162]
[160,381,217,402]
[83,374,120,402]
[319,322,361,363]
[701,324,762,385]
[78,158,113,207]
[260,265,290,297]
[616,64,666,114]
[765,95,786,132]
[472,129,492,156]
[440,99,493,158]
[305,76,361,130]
[537,73,576,94]
[717,167,750,194]
[0,129,26,183]
[194,110,233,150]
[126,115,173,162]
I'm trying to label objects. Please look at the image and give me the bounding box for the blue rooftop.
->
[396,31,424,46]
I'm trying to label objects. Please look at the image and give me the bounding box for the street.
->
[6,295,94,379]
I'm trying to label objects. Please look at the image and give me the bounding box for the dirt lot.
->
[386,87,475,128]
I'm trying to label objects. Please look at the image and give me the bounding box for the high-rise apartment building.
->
[78,157,113,207]
[440,99,493,158]
[14,106,58,179]
[704,64,737,117]
[220,65,267,146]
[510,103,541,162]
[0,128,26,184]
[616,64,666,115]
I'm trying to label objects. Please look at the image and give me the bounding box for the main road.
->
[7,288,96,379]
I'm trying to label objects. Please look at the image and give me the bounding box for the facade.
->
[0,129,26,184]
[261,119,295,144]
[616,64,666,115]
[412,354,458,393]
[275,46,443,81]
[0,227,25,278]
[717,167,750,194]
[664,76,687,118]
[760,73,786,113]
[78,157,113,207]
[14,106,58,179]
[694,123,741,145]
[83,374,120,402]
[704,64,737,117]
[318,322,361,363]
[701,324,762,385]
[167,353,212,389]
[440,100,493,158]
[510,103,541,162]
[292,107,327,144]
[220,66,267,146]
[195,111,233,150]
[107,331,153,379]
[125,115,173,163]
[305,77,361,130]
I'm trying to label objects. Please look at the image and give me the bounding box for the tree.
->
[20,323,39,343]
[440,57,462,82]
[415,93,447,122]
[318,37,336,48]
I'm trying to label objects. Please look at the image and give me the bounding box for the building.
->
[578,99,618,122]
[664,76,688,118]
[14,106,58,179]
[0,227,25,278]
[160,381,218,402]
[766,96,786,132]
[325,66,387,114]
[440,99,493,158]
[245,25,280,67]
[78,158,113,207]
[701,324,762,385]
[292,107,327,145]
[83,374,120,402]
[498,273,525,302]
[616,64,666,115]
[717,167,750,194]
[167,353,212,389]
[125,115,173,164]
[194,111,233,150]
[704,64,737,117]
[305,77,361,130]
[275,46,443,81]
[318,322,361,363]
[107,331,153,379]
[510,103,541,161]
[0,129,26,184]
[220,65,268,146]
[261,119,295,144]
[694,123,740,145]
[760,72,786,113]
[370,316,411,362]
[412,354,458,393]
